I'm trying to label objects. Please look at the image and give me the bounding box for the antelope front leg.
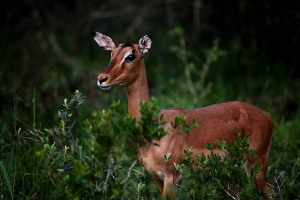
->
[162,175,178,199]
[153,178,164,194]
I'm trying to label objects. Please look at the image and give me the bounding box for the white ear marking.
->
[139,34,152,57]
[93,32,119,51]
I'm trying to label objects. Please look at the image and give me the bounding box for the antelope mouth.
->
[97,81,113,90]
[100,85,113,90]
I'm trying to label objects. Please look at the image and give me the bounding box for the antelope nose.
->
[99,76,108,85]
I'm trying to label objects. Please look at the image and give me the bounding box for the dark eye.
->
[125,54,136,62]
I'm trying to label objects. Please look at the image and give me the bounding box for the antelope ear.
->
[139,34,152,57]
[93,32,119,51]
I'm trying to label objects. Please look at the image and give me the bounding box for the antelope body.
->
[93,32,274,198]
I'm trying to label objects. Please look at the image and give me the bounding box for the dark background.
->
[1,0,299,128]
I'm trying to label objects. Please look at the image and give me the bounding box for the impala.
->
[93,32,274,199]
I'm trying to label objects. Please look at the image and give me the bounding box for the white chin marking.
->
[100,86,112,90]
[98,82,113,90]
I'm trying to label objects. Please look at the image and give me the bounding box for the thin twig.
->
[48,172,57,188]
[104,148,114,193]
[177,38,197,101]
[224,189,237,200]
[120,160,137,184]
[273,176,284,200]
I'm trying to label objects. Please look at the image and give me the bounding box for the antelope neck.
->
[125,60,150,118]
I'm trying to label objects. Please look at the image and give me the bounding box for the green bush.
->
[0,91,164,199]
[175,137,264,199]
[1,91,299,199]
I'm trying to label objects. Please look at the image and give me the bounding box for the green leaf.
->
[0,161,13,198]
[164,152,172,162]
[206,142,214,150]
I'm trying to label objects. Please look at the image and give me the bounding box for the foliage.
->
[0,92,165,199]
[171,113,201,135]
[1,90,299,199]
[175,137,264,199]
[268,119,300,199]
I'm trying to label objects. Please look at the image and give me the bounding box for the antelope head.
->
[94,32,152,90]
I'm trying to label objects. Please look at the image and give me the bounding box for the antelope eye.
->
[125,54,136,62]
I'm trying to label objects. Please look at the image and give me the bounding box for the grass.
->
[0,161,13,198]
